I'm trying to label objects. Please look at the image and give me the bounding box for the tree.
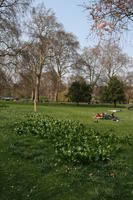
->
[124,71,133,104]
[83,0,133,35]
[67,81,92,104]
[100,86,109,103]
[74,46,104,88]
[49,30,79,102]
[0,67,11,96]
[74,40,128,86]
[25,4,61,111]
[98,39,128,82]
[100,76,125,107]
[0,0,32,99]
[40,70,58,101]
[0,0,32,58]
[16,70,35,99]
[68,74,85,86]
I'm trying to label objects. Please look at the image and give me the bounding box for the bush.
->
[15,113,124,163]
[67,81,92,103]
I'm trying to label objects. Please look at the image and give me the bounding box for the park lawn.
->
[0,102,133,200]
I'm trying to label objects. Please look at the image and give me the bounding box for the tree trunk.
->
[55,90,59,102]
[114,100,116,107]
[31,89,35,101]
[34,76,39,112]
[37,48,43,102]
[37,75,41,102]
[127,96,130,104]
[55,77,61,102]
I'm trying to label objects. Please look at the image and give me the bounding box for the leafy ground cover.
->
[14,113,126,163]
[0,102,133,200]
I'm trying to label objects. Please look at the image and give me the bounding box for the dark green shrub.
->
[67,81,92,103]
[14,113,125,163]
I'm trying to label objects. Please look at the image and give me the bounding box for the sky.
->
[34,0,133,57]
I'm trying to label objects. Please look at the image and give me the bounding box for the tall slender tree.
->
[25,4,61,111]
[49,30,79,101]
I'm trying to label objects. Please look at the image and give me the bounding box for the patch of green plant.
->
[14,113,128,164]
[14,113,47,136]
[0,102,9,109]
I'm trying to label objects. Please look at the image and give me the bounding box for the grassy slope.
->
[0,103,133,200]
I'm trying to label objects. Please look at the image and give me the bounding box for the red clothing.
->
[96,113,104,119]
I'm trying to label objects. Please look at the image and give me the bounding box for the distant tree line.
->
[0,1,133,110]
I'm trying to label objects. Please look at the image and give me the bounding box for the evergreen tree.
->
[67,81,92,104]
[101,76,125,107]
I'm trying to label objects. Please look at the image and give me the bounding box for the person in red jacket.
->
[96,113,104,119]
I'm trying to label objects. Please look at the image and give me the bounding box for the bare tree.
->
[0,67,12,95]
[40,70,67,102]
[75,46,104,88]
[99,40,128,81]
[39,70,58,101]
[24,4,61,111]
[123,71,133,103]
[0,0,32,58]
[20,42,39,101]
[49,30,79,101]
[0,0,32,98]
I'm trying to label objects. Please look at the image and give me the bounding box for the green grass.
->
[0,103,133,200]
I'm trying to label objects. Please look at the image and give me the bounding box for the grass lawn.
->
[0,102,133,200]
